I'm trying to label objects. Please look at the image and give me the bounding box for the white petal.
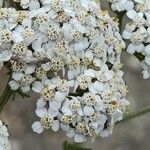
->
[119,98,130,106]
[20,85,30,93]
[62,23,73,42]
[0,136,8,146]
[32,39,42,50]
[66,129,75,138]
[0,126,9,136]
[68,70,75,80]
[1,50,12,61]
[49,101,61,111]
[144,45,150,55]
[60,123,70,132]
[54,91,66,103]
[36,107,47,118]
[95,99,105,111]
[24,66,35,74]
[145,56,150,65]
[39,24,49,33]
[116,2,125,11]
[41,63,51,71]
[125,1,134,10]
[127,10,137,19]
[29,1,40,10]
[12,72,23,81]
[36,98,46,108]
[83,106,94,116]
[100,128,112,138]
[142,70,150,79]
[32,121,44,134]
[135,43,144,53]
[48,108,59,117]
[97,114,107,126]
[0,120,2,126]
[84,69,95,78]
[85,50,93,61]
[122,30,132,39]
[90,122,99,129]
[21,0,29,5]
[74,134,86,143]
[77,108,84,116]
[112,109,123,123]
[127,44,136,54]
[74,41,85,52]
[0,0,3,8]
[89,84,98,94]
[12,31,24,43]
[32,81,44,93]
[62,106,72,115]
[93,81,104,92]
[52,120,59,132]
[9,80,19,91]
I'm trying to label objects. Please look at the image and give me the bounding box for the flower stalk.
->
[0,80,13,113]
[118,106,150,124]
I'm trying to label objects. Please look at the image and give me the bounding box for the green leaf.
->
[63,141,92,150]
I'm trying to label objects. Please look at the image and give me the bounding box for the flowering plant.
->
[0,0,149,149]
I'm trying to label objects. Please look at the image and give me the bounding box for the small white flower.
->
[61,97,82,116]
[9,71,35,92]
[109,0,150,79]
[108,0,134,12]
[0,120,10,150]
[32,107,59,134]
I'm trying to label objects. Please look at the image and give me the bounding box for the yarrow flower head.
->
[108,0,150,79]
[0,0,129,143]
[123,0,150,79]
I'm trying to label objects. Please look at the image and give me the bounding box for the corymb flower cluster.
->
[108,0,150,79]
[0,0,129,143]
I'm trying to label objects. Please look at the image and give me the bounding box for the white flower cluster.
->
[0,0,129,142]
[123,0,150,79]
[0,120,10,150]
[32,67,129,142]
[108,0,150,79]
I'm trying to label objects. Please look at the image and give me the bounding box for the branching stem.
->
[118,106,150,124]
[0,79,13,113]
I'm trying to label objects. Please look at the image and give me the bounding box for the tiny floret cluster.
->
[0,0,129,143]
[108,0,150,79]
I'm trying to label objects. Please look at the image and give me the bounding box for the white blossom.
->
[0,0,129,143]
[32,107,59,133]
[109,0,150,79]
[0,120,10,150]
[107,0,134,12]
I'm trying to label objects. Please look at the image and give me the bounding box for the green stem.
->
[118,106,150,124]
[0,78,29,113]
[116,11,126,31]
[134,52,145,61]
[0,80,13,113]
